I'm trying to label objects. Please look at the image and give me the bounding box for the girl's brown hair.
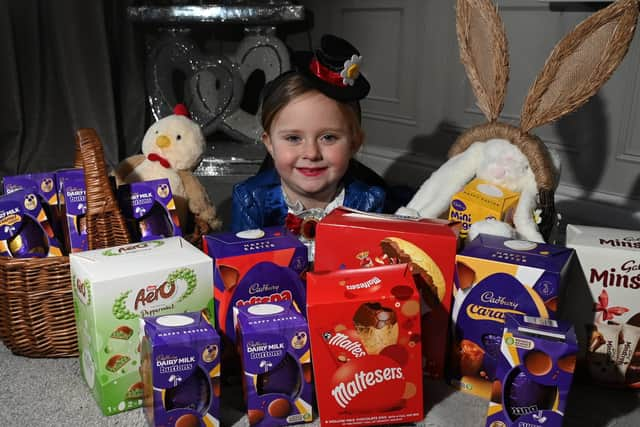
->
[261,72,363,141]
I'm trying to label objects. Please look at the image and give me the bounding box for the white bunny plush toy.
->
[397,0,638,243]
[398,138,546,241]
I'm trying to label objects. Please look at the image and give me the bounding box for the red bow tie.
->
[285,213,318,240]
[147,153,171,168]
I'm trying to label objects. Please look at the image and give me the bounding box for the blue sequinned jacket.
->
[231,168,386,232]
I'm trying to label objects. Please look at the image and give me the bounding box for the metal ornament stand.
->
[128,1,305,176]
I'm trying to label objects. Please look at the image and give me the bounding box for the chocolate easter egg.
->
[138,202,174,239]
[8,216,48,258]
[164,367,210,414]
[268,397,291,418]
[504,369,556,421]
[257,354,300,396]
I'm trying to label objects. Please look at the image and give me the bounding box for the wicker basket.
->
[0,129,131,357]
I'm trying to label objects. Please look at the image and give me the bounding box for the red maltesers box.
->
[314,207,459,378]
[307,264,423,427]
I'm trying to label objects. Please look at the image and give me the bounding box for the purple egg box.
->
[56,168,87,253]
[460,234,575,312]
[485,314,578,427]
[202,227,308,344]
[3,172,58,205]
[117,178,182,242]
[141,311,221,427]
[0,188,63,258]
[235,301,313,426]
[3,172,66,249]
[449,234,576,399]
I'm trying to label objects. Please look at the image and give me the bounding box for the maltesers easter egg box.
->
[314,207,459,379]
[306,264,423,427]
[70,236,214,416]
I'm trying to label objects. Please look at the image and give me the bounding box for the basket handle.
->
[75,128,131,250]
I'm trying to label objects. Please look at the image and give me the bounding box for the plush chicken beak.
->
[155,135,171,149]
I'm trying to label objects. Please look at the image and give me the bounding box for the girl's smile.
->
[296,167,328,177]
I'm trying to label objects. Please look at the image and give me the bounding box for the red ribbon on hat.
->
[309,58,347,88]
[147,153,171,168]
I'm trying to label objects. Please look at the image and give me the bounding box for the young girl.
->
[231,35,386,242]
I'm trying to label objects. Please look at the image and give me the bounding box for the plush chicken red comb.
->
[173,103,190,117]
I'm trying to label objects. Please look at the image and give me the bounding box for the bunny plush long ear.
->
[456,0,509,123]
[397,0,509,218]
[520,0,638,133]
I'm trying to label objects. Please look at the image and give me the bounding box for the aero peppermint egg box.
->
[70,236,214,416]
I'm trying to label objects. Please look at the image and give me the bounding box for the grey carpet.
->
[1,342,638,426]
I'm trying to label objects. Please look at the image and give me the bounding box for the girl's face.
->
[263,91,361,209]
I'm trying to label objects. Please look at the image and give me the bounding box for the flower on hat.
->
[340,54,362,86]
[533,208,542,224]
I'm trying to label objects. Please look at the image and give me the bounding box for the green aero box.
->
[70,237,214,416]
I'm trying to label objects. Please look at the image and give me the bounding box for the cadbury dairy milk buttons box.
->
[565,224,640,388]
[235,301,313,426]
[449,234,574,399]
[485,314,578,427]
[56,168,88,253]
[117,178,182,242]
[141,312,221,427]
[307,264,423,427]
[70,236,214,416]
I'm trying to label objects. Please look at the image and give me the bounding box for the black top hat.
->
[294,34,371,102]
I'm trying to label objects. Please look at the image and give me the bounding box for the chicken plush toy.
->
[114,104,221,242]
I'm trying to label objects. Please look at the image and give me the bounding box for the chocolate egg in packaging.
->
[8,215,48,258]
[504,368,556,421]
[164,366,210,414]
[257,353,301,396]
[138,202,174,240]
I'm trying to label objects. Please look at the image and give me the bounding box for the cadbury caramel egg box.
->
[140,311,221,427]
[235,301,314,426]
[70,236,214,416]
[307,264,423,427]
[450,234,574,399]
